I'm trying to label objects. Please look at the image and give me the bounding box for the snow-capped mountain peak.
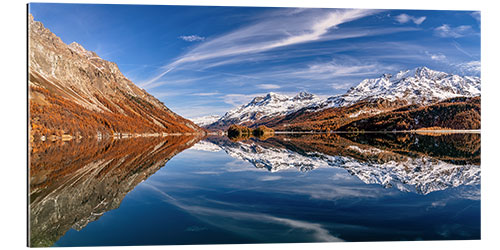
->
[247,92,289,106]
[321,66,480,108]
[293,91,316,100]
[212,92,322,126]
[394,67,448,81]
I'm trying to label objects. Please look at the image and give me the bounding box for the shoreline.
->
[32,131,208,143]
[33,129,480,142]
[274,129,480,134]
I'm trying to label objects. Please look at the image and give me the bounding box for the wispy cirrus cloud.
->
[262,58,397,82]
[140,8,381,87]
[425,51,447,61]
[434,24,473,38]
[259,175,282,181]
[306,62,379,77]
[179,35,205,42]
[471,11,480,22]
[223,93,259,106]
[191,92,219,96]
[257,84,281,90]
[455,60,481,76]
[452,41,476,59]
[330,82,354,90]
[395,13,426,25]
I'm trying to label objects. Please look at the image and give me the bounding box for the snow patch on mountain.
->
[348,109,383,118]
[190,115,221,127]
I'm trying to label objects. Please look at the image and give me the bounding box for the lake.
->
[28,132,480,247]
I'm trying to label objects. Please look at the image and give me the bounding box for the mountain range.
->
[28,14,201,141]
[201,67,480,131]
[28,13,480,137]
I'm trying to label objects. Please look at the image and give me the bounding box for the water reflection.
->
[207,133,480,195]
[29,135,201,247]
[29,132,480,246]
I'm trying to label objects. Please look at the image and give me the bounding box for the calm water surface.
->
[29,133,480,247]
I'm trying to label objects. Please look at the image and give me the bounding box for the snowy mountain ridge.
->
[206,91,322,128]
[203,67,480,128]
[318,66,480,109]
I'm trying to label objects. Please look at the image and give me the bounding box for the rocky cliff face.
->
[28,14,200,139]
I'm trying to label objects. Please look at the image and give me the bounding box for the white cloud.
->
[142,74,217,89]
[259,175,282,181]
[308,63,377,76]
[455,60,481,76]
[191,92,219,96]
[236,57,398,91]
[430,54,446,61]
[434,24,473,38]
[330,82,353,90]
[140,8,380,87]
[276,59,394,81]
[223,93,258,106]
[452,41,475,59]
[179,35,205,42]
[395,14,410,23]
[471,11,480,22]
[412,16,427,25]
[395,14,426,25]
[425,51,447,61]
[257,84,281,90]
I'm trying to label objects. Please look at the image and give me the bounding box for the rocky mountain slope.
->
[206,91,322,130]
[28,14,200,140]
[203,67,480,131]
[339,96,481,131]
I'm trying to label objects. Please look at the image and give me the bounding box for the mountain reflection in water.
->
[207,133,480,195]
[29,132,480,246]
[29,135,201,247]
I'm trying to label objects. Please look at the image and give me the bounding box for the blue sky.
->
[29,4,480,118]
